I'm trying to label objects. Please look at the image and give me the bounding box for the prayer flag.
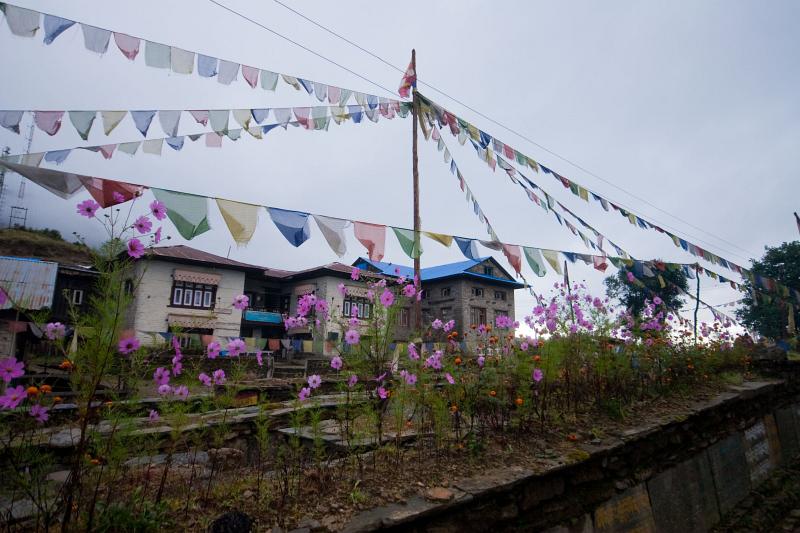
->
[152,188,211,240]
[260,70,279,90]
[267,208,311,247]
[144,40,170,68]
[251,108,269,124]
[142,138,163,155]
[241,65,259,88]
[398,59,416,98]
[424,232,453,247]
[189,110,209,126]
[113,32,140,60]
[198,54,218,77]
[80,177,142,207]
[502,244,522,275]
[353,221,386,261]
[592,255,608,272]
[68,111,96,140]
[313,215,348,257]
[216,199,260,245]
[523,247,547,277]
[81,24,110,54]
[33,111,64,136]
[232,109,251,129]
[101,111,127,135]
[205,132,223,147]
[4,5,39,37]
[542,250,562,275]
[0,111,24,133]
[43,15,74,44]
[392,227,422,259]
[158,110,181,137]
[45,149,71,164]
[217,60,239,85]
[454,237,479,260]
[131,110,156,136]
[170,47,195,74]
[165,137,184,151]
[0,161,83,199]
[209,110,229,133]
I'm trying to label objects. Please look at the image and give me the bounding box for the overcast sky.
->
[1,0,798,331]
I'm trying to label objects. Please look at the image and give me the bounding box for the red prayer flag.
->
[398,59,416,98]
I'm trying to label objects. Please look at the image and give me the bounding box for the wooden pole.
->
[693,265,700,344]
[411,49,422,330]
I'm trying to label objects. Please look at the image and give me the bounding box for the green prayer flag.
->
[523,247,547,277]
[392,227,422,259]
[152,188,211,240]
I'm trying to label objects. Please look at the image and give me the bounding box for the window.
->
[470,307,486,325]
[440,287,451,297]
[471,287,484,297]
[170,281,216,309]
[399,308,410,327]
[483,266,494,276]
[71,289,84,305]
[344,297,372,318]
[494,290,506,301]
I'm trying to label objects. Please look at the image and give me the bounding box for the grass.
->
[0,228,92,264]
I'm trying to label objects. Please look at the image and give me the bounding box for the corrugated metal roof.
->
[0,256,58,310]
[353,257,524,288]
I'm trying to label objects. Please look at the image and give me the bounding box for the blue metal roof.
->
[0,256,58,310]
[353,257,524,288]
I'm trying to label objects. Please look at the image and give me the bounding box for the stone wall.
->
[341,375,800,533]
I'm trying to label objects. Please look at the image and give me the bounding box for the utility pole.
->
[693,264,701,344]
[411,49,422,329]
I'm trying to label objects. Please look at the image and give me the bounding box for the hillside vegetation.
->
[0,228,93,264]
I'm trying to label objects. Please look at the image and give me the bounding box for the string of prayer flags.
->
[0,2,400,109]
[216,199,260,245]
[313,215,348,257]
[419,93,752,280]
[267,208,311,247]
[354,221,386,261]
[392,227,423,259]
[151,189,211,241]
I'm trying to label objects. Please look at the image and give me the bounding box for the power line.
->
[206,0,397,99]
[267,0,759,261]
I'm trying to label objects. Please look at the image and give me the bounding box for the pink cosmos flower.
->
[348,317,360,327]
[405,373,417,386]
[76,199,100,218]
[118,337,140,355]
[477,356,485,368]
[213,369,226,385]
[520,342,529,351]
[198,373,212,387]
[330,356,343,370]
[149,200,167,221]
[0,357,25,382]
[133,215,152,234]
[338,283,348,296]
[232,294,249,310]
[379,289,394,308]
[158,384,172,396]
[377,387,388,400]
[153,367,170,386]
[532,368,544,382]
[207,341,221,359]
[307,374,322,389]
[408,343,419,360]
[344,329,360,345]
[366,289,375,300]
[402,284,416,298]
[111,191,126,204]
[626,271,635,282]
[298,387,311,401]
[227,338,246,357]
[45,322,66,340]
[314,300,329,317]
[350,267,361,280]
[171,359,182,376]
[149,409,159,422]
[0,288,6,307]
[347,374,358,388]
[154,227,162,244]
[256,350,263,367]
[127,238,145,259]
[653,296,663,305]
[445,372,455,385]
[443,320,455,332]
[173,385,189,400]
[0,385,25,409]
[29,403,49,424]
[431,319,443,330]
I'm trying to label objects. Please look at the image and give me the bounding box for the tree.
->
[604,261,689,316]
[736,241,800,340]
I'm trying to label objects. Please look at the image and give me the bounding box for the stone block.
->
[544,514,594,533]
[774,406,800,461]
[647,453,720,533]
[707,433,751,515]
[744,417,779,486]
[593,484,656,533]
[520,475,565,510]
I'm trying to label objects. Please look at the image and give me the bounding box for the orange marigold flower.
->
[59,360,74,370]
[40,384,52,394]
[53,396,63,404]
[534,355,541,362]
[567,434,578,442]
[454,357,462,365]
[90,459,101,466]
[489,390,497,397]
[515,397,524,406]
[450,404,458,413]
[26,386,39,396]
